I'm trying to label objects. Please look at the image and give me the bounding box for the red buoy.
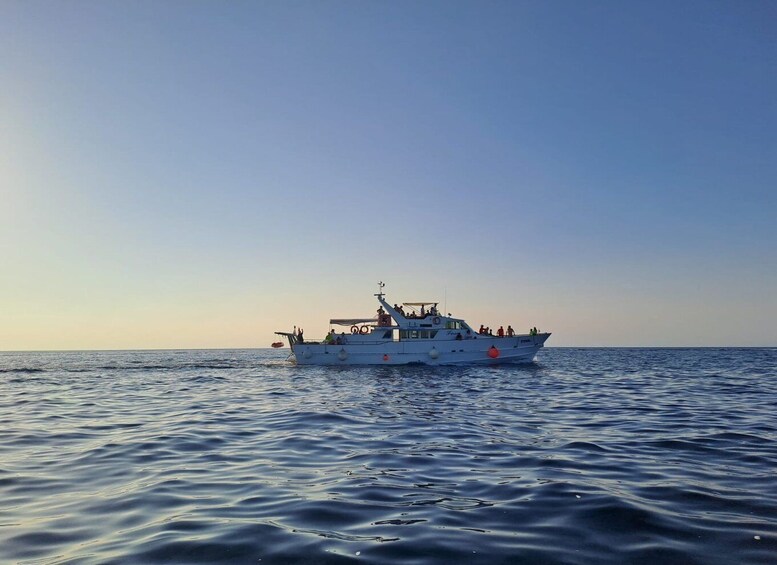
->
[488,346,500,359]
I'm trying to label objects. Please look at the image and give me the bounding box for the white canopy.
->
[329,318,375,326]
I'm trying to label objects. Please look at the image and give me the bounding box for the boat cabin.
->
[320,293,474,345]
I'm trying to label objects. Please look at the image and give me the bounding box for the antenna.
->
[376,281,385,298]
[444,287,447,316]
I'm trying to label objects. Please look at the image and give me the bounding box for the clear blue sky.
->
[1,0,775,349]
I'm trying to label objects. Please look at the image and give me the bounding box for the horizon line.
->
[1,345,775,354]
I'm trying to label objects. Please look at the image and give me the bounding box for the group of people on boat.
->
[478,325,515,337]
[323,330,348,345]
[476,325,541,337]
[390,303,440,318]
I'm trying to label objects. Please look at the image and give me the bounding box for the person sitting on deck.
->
[507,325,514,337]
[497,326,504,337]
[324,330,334,344]
[479,324,485,335]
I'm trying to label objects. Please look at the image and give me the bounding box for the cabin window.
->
[400,330,437,340]
[383,331,392,339]
[445,321,464,329]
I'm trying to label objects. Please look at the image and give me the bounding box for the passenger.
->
[507,325,514,337]
[488,328,493,336]
[479,324,485,335]
[420,305,425,316]
[298,328,304,344]
[325,330,334,344]
[497,326,504,337]
[340,332,347,344]
[534,326,538,335]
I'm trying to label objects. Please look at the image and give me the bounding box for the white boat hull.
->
[290,334,550,366]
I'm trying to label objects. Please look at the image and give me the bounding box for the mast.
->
[374,281,402,325]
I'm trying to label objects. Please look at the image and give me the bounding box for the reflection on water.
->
[1,348,776,564]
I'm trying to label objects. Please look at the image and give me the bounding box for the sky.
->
[1,0,775,349]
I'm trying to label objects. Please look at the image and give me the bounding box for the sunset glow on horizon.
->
[1,1,775,350]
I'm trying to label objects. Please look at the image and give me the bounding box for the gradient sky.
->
[1,0,775,349]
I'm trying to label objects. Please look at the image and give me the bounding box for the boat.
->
[271,342,284,348]
[275,282,550,365]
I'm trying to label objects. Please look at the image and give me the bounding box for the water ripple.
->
[0,348,775,564]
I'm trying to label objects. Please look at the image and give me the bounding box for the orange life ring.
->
[351,325,359,334]
[432,316,441,325]
[359,325,369,334]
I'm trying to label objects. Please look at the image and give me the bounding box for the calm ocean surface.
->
[1,348,775,564]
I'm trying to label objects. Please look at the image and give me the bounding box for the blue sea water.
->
[0,348,775,564]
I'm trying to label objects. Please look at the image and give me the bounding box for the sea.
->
[0,348,775,564]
